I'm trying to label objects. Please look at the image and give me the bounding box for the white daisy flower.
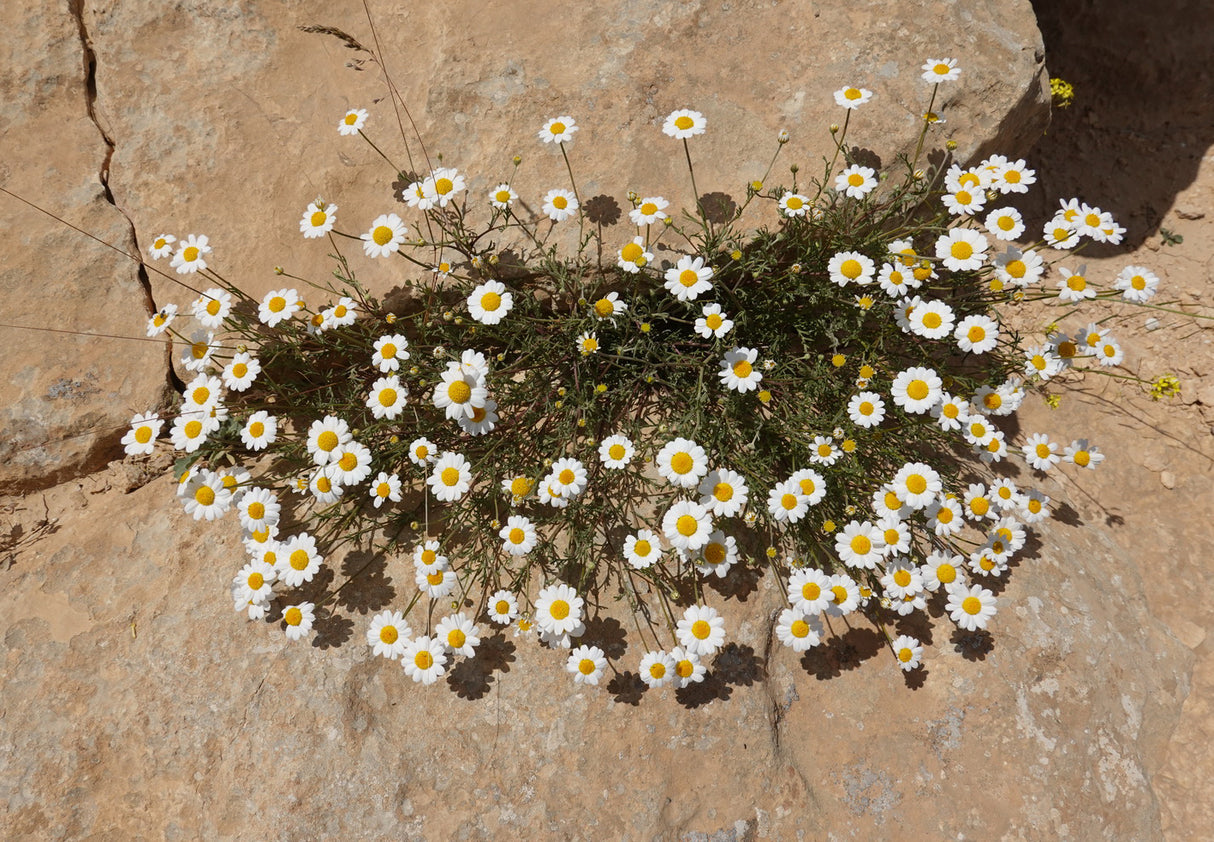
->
[568,644,607,685]
[941,186,986,216]
[787,567,832,614]
[833,86,872,109]
[994,159,1035,194]
[892,462,942,509]
[408,436,436,466]
[921,551,965,592]
[371,334,409,372]
[468,280,514,325]
[662,109,706,139]
[433,367,487,420]
[629,196,669,226]
[779,192,812,217]
[623,529,663,569]
[361,213,408,258]
[835,165,879,199]
[424,167,466,208]
[1064,438,1104,469]
[670,646,707,688]
[416,566,457,599]
[169,411,217,453]
[598,434,635,469]
[809,435,839,466]
[170,234,210,274]
[237,487,280,533]
[828,251,876,286]
[402,635,448,684]
[240,411,276,451]
[488,183,517,209]
[824,574,860,616]
[1115,265,1159,302]
[617,237,652,273]
[542,188,578,222]
[306,415,352,466]
[486,591,519,625]
[365,375,407,420]
[535,582,585,637]
[575,330,599,356]
[547,457,588,498]
[277,533,323,588]
[945,582,997,631]
[428,452,473,502]
[1043,218,1080,249]
[662,500,713,551]
[876,263,918,298]
[538,115,578,144]
[846,391,885,428]
[1095,338,1124,366]
[891,635,924,671]
[835,520,884,569]
[256,288,299,327]
[1023,433,1060,471]
[1057,265,1096,303]
[591,291,628,320]
[437,613,480,658]
[146,303,178,337]
[367,610,411,660]
[719,347,763,392]
[908,299,955,339]
[890,366,943,414]
[656,438,709,489]
[696,530,738,578]
[878,516,913,558]
[677,604,726,657]
[664,255,714,301]
[219,352,258,392]
[773,608,821,653]
[694,303,733,339]
[282,602,316,641]
[698,468,749,518]
[122,411,163,456]
[639,651,677,689]
[147,233,176,260]
[789,468,827,506]
[767,480,808,524]
[935,228,988,272]
[299,200,337,239]
[926,495,964,536]
[338,108,368,135]
[192,288,232,329]
[369,472,402,509]
[457,400,498,436]
[984,207,1025,241]
[921,58,960,83]
[954,314,999,354]
[182,469,232,522]
[1020,490,1052,523]
[499,515,537,557]
[994,247,1044,287]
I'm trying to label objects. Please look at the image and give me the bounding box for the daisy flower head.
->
[182,469,232,521]
[946,582,997,631]
[258,288,301,328]
[486,591,519,626]
[457,399,498,437]
[1096,337,1124,367]
[695,302,734,339]
[467,280,514,325]
[402,635,448,685]
[891,366,943,414]
[891,635,924,671]
[369,471,402,508]
[629,196,669,226]
[499,515,537,556]
[834,165,878,199]
[719,347,763,393]
[767,480,808,524]
[942,186,986,216]
[677,604,726,657]
[277,532,323,588]
[961,413,997,448]
[372,334,409,372]
[664,254,714,301]
[338,108,368,135]
[542,188,579,222]
[146,303,178,337]
[776,608,822,653]
[427,451,473,502]
[1064,438,1104,469]
[282,602,316,641]
[408,436,437,466]
[922,58,960,83]
[415,564,457,599]
[847,391,886,428]
[192,288,232,329]
[935,228,988,272]
[698,468,749,518]
[788,566,832,614]
[237,487,280,533]
[955,314,999,354]
[927,495,964,536]
[835,520,884,569]
[122,411,163,456]
[240,411,276,451]
[617,237,653,273]
[809,435,839,466]
[1043,217,1080,249]
[779,191,812,217]
[535,582,585,637]
[921,550,965,592]
[833,86,873,109]
[662,499,713,551]
[221,352,260,392]
[1057,265,1096,303]
[656,437,709,489]
[488,182,518,209]
[984,207,1026,241]
[367,610,411,660]
[170,234,210,275]
[1020,489,1052,523]
[696,530,738,578]
[1024,344,1063,380]
[1115,265,1159,303]
[881,557,923,596]
[436,613,481,658]
[994,159,1036,194]
[670,646,707,688]
[592,291,628,320]
[321,296,358,331]
[662,109,706,139]
[877,262,919,298]
[433,367,488,420]
[599,434,635,469]
[538,115,578,145]
[424,167,466,208]
[989,478,1022,512]
[908,299,955,339]
[828,251,876,287]
[306,415,352,466]
[307,466,344,506]
[639,650,677,689]
[931,392,968,432]
[169,411,217,453]
[789,468,827,506]
[567,644,607,686]
[892,461,942,509]
[148,233,176,260]
[232,559,276,606]
[624,529,663,569]
[1023,432,1060,471]
[361,213,407,258]
[299,200,337,239]
[824,574,861,616]
[878,515,913,558]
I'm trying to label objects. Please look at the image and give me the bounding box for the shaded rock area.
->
[4,0,1213,839]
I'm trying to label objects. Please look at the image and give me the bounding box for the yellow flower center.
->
[898,647,913,663]
[998,215,1015,231]
[817,444,832,458]
[426,571,444,586]
[670,452,693,475]
[620,242,644,263]
[962,596,983,615]
[183,246,200,262]
[798,478,816,495]
[508,527,526,545]
[495,599,510,614]
[315,476,332,493]
[649,662,666,679]
[802,582,821,601]
[447,380,472,404]
[676,659,695,678]
[830,585,849,604]
[435,177,454,195]
[1066,275,1087,291]
[675,115,695,130]
[552,195,568,210]
[290,549,310,571]
[317,430,339,452]
[859,401,874,416]
[549,600,570,620]
[937,563,957,583]
[850,535,872,555]
[712,482,733,502]
[495,189,512,203]
[922,312,942,329]
[344,113,358,125]
[284,607,303,626]
[705,313,724,330]
[1035,443,1051,459]
[191,342,208,360]
[244,502,264,521]
[633,539,651,557]
[510,477,533,497]
[376,483,391,498]
[608,444,626,461]
[703,542,726,566]
[248,422,264,438]
[1074,450,1091,467]
[135,426,153,443]
[691,620,712,639]
[844,87,862,100]
[414,650,433,669]
[594,297,616,317]
[786,196,804,209]
[378,388,397,408]
[441,467,461,486]
[934,62,950,74]
[950,241,973,260]
[337,452,357,472]
[372,225,393,246]
[906,380,929,401]
[558,468,576,485]
[480,292,502,312]
[415,445,429,460]
[194,486,215,506]
[893,568,912,587]
[676,515,699,536]
[379,626,399,644]
[789,620,810,639]
[847,174,864,187]
[733,360,753,378]
[310,211,327,227]
[184,420,203,438]
[641,202,658,215]
[781,493,798,511]
[840,259,862,279]
[679,269,700,287]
